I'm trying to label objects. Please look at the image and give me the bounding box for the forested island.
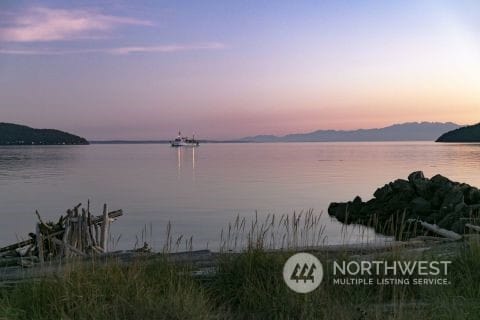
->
[0,123,89,145]
[436,123,480,142]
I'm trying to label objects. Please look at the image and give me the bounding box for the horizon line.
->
[86,121,466,141]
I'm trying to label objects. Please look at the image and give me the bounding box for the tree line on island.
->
[436,122,480,142]
[0,123,88,145]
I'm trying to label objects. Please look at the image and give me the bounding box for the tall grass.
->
[209,239,480,319]
[1,214,480,319]
[219,210,328,252]
[0,258,220,320]
[3,241,476,319]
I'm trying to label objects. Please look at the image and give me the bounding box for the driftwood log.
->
[465,223,480,233]
[407,219,463,241]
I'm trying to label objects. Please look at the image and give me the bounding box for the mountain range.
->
[239,122,461,142]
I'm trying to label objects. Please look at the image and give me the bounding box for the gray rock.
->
[328,172,480,239]
[374,184,393,200]
[427,210,443,223]
[438,212,464,233]
[410,197,431,215]
[431,174,453,188]
[431,189,447,209]
[441,186,464,211]
[408,171,425,182]
[348,196,364,216]
[390,179,415,197]
[450,220,466,234]
[454,202,467,213]
[328,202,348,222]
[382,193,410,215]
[412,179,432,199]
[353,196,362,204]
[464,187,480,205]
[472,189,480,203]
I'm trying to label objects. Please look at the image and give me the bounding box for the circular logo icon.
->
[283,252,323,293]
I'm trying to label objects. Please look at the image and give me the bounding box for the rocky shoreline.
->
[328,171,480,237]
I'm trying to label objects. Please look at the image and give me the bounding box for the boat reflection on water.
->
[176,146,196,179]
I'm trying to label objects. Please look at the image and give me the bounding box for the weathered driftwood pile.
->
[0,203,122,267]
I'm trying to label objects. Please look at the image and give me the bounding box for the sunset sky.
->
[1,0,479,140]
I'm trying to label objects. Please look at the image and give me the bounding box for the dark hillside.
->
[0,123,89,145]
[436,123,480,142]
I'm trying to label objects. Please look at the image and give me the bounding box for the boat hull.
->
[171,142,199,147]
[171,131,199,147]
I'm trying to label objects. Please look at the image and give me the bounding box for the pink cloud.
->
[107,43,226,55]
[0,7,153,42]
[0,42,226,55]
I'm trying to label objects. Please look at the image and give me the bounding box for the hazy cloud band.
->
[0,7,153,42]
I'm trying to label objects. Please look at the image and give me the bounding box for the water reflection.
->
[175,147,197,180]
[1,142,480,250]
[177,147,181,174]
[192,147,195,170]
[0,146,83,180]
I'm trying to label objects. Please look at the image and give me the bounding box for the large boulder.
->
[431,174,453,189]
[328,195,365,223]
[410,197,431,216]
[412,179,432,199]
[328,202,349,222]
[431,188,448,209]
[408,171,425,182]
[405,171,433,199]
[441,186,464,211]
[374,184,393,200]
[328,202,348,223]
[390,179,416,200]
[463,186,480,204]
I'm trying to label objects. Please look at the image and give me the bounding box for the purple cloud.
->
[0,42,226,55]
[107,43,226,55]
[0,7,153,42]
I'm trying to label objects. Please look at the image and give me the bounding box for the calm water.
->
[1,142,479,250]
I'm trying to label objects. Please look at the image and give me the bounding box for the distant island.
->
[240,122,461,142]
[0,123,89,145]
[436,123,480,142]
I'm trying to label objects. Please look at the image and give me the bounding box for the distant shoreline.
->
[89,140,251,144]
[2,140,478,145]
[87,139,473,145]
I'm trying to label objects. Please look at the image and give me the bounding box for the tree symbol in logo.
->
[283,253,323,293]
[290,263,316,283]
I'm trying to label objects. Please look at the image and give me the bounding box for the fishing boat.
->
[170,131,200,147]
